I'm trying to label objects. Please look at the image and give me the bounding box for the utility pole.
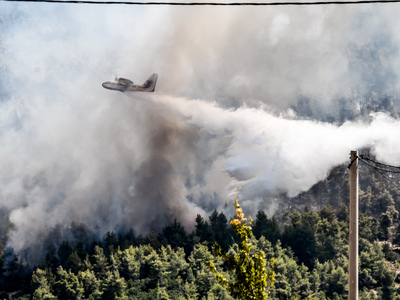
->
[348,150,359,300]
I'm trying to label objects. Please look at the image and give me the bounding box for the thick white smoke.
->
[1,1,400,262]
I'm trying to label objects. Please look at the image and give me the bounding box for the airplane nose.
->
[102,81,124,92]
[102,82,112,90]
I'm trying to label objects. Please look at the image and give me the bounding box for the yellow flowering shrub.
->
[207,200,275,300]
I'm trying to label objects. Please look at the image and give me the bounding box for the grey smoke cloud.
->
[2,2,400,262]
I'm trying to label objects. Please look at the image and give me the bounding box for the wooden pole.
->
[348,150,359,300]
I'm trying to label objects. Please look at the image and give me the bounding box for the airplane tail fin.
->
[142,73,158,92]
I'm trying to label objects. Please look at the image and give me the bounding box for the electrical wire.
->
[2,0,400,5]
[359,155,400,174]
[358,155,400,192]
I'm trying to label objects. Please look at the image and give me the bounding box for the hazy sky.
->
[2,0,400,262]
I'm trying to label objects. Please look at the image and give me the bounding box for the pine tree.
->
[253,210,281,244]
[78,269,102,299]
[120,246,142,280]
[66,251,83,274]
[31,268,56,300]
[101,270,128,300]
[92,245,109,279]
[54,266,84,300]
[379,213,392,240]
[393,222,400,246]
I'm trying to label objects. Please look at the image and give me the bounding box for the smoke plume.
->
[1,1,400,263]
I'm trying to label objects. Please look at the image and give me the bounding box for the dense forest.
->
[1,164,400,300]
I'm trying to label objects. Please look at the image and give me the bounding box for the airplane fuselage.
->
[102,73,158,93]
[102,82,153,92]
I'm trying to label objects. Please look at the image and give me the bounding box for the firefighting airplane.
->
[102,73,158,92]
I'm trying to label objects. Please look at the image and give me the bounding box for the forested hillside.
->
[1,189,400,299]
[2,153,400,299]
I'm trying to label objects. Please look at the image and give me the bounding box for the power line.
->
[2,0,400,5]
[359,155,400,174]
[358,155,400,192]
